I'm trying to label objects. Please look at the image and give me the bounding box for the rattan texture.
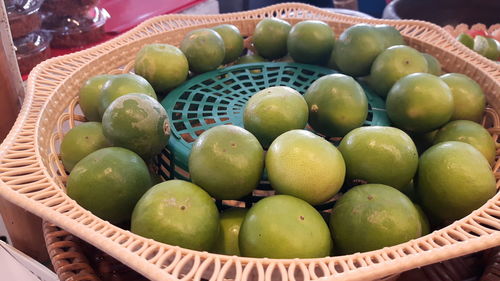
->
[1,3,500,281]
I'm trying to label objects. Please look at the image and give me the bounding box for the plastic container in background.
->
[40,0,99,16]
[13,30,52,75]
[42,6,109,48]
[6,0,44,39]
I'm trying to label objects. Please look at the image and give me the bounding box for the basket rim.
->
[1,3,499,281]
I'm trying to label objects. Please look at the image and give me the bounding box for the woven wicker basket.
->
[1,3,499,281]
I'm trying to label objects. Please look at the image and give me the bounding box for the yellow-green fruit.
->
[212,208,248,255]
[180,28,225,73]
[212,24,244,64]
[244,86,308,148]
[304,73,368,137]
[386,73,453,133]
[433,120,496,165]
[440,73,486,123]
[287,20,335,65]
[134,44,188,93]
[131,180,219,251]
[338,126,418,190]
[60,122,110,172]
[333,24,385,77]
[416,141,496,223]
[266,129,345,205]
[329,184,421,255]
[252,18,291,60]
[98,73,157,118]
[239,195,332,258]
[189,125,264,200]
[79,74,114,121]
[369,45,428,98]
[423,53,442,76]
[67,147,152,225]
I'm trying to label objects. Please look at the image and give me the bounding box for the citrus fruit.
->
[411,129,439,155]
[79,74,114,121]
[386,73,454,133]
[333,24,385,77]
[134,44,189,93]
[212,24,244,64]
[329,184,422,255]
[235,53,267,64]
[287,20,334,65]
[188,125,264,200]
[440,73,486,123]
[60,122,110,172]
[98,73,157,118]
[414,204,431,235]
[102,93,170,161]
[416,141,496,223]
[243,86,308,148]
[399,179,417,202]
[180,28,225,73]
[456,33,474,49]
[67,147,152,225]
[338,126,418,190]
[326,45,339,70]
[266,130,345,205]
[239,195,332,258]
[304,73,368,137]
[422,53,442,76]
[252,18,291,60]
[433,120,496,165]
[474,35,500,60]
[212,208,248,256]
[369,45,428,98]
[374,24,405,48]
[131,180,219,251]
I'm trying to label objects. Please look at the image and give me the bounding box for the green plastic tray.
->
[159,62,389,182]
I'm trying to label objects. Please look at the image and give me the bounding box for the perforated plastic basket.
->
[1,3,499,281]
[160,62,389,181]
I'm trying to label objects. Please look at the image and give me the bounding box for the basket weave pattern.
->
[1,3,500,281]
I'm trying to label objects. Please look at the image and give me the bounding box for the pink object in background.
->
[100,0,207,33]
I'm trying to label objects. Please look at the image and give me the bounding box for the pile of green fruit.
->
[456,29,500,61]
[61,17,498,259]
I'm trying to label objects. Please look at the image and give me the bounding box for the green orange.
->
[98,73,157,118]
[60,122,110,172]
[338,126,418,190]
[212,24,244,64]
[433,120,496,165]
[134,44,188,93]
[239,195,332,258]
[180,28,225,73]
[369,45,428,98]
[252,18,291,60]
[266,129,345,205]
[329,184,422,255]
[212,208,248,255]
[416,141,496,223]
[333,24,385,77]
[386,73,453,133]
[304,73,368,137]
[440,73,486,123]
[287,20,334,65]
[131,180,219,251]
[188,125,264,200]
[67,147,152,225]
[243,86,308,148]
[102,93,170,161]
[79,74,114,121]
